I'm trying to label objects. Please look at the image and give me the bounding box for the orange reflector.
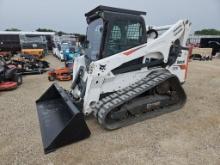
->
[179,64,187,70]
[181,53,190,80]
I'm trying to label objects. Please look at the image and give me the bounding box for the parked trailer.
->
[200,38,220,56]
[0,31,55,54]
[188,35,220,56]
[0,34,21,53]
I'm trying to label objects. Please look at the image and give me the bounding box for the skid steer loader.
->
[36,6,191,154]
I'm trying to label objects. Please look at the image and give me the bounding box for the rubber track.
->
[94,69,186,130]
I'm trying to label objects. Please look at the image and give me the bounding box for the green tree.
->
[57,31,67,36]
[5,28,21,31]
[195,29,220,35]
[36,28,56,32]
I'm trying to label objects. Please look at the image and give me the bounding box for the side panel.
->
[101,68,151,93]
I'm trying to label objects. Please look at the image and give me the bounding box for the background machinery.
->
[36,6,191,153]
[0,56,22,91]
[20,35,47,58]
[11,54,49,75]
[48,45,81,81]
[48,67,72,81]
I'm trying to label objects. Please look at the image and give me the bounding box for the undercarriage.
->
[96,69,186,130]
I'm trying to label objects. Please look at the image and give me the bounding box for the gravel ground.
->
[0,55,220,165]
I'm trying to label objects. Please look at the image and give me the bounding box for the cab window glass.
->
[106,20,143,56]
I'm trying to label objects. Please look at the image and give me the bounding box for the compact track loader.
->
[36,6,191,154]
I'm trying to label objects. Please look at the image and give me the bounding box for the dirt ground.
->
[0,55,220,165]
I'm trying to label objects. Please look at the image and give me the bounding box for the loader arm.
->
[92,20,190,73]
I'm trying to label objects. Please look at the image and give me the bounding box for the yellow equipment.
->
[21,49,44,59]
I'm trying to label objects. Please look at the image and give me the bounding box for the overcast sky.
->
[0,0,219,34]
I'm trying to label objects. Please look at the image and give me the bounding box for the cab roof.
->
[85,5,146,17]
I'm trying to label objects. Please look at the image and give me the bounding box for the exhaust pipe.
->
[36,83,91,154]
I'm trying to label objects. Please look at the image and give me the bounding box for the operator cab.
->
[84,6,147,62]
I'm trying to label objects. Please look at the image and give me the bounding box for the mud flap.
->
[36,83,91,154]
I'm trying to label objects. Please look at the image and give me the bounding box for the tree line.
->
[194,29,220,35]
